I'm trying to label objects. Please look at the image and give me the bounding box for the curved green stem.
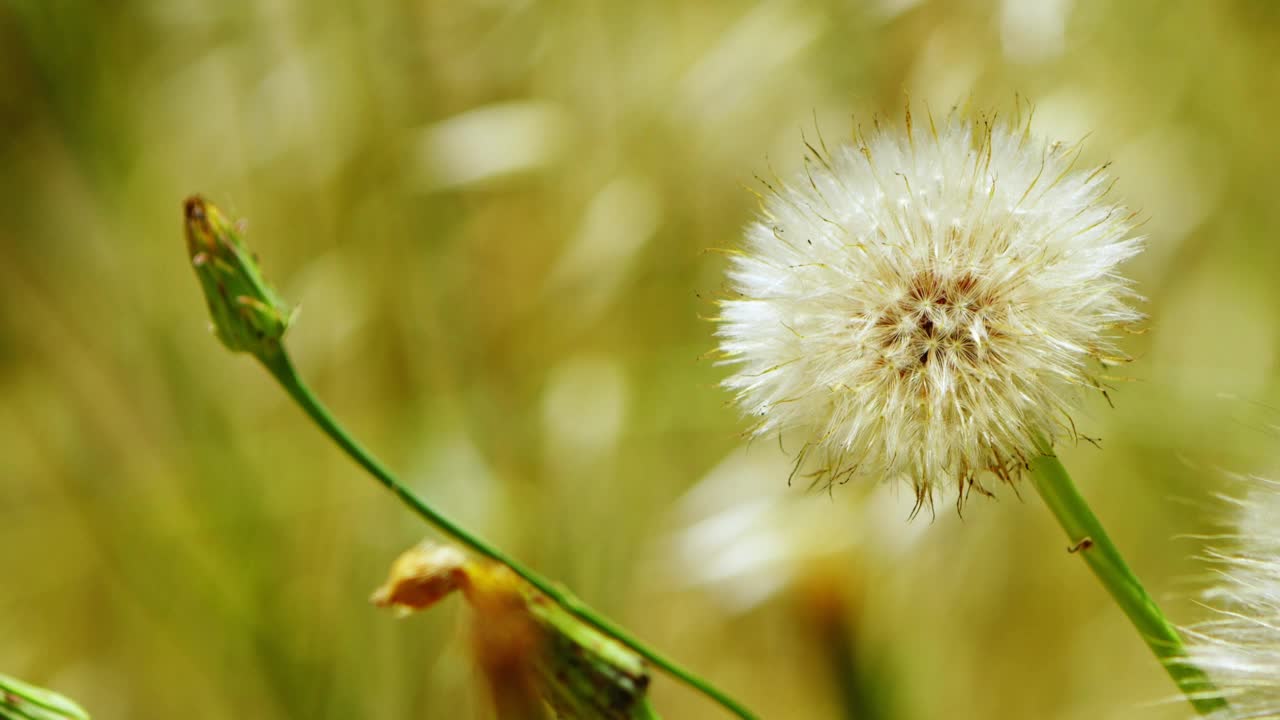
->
[258,351,756,720]
[1028,439,1228,716]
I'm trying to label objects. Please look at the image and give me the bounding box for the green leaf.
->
[0,673,90,720]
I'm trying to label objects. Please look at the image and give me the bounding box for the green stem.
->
[1027,439,1227,716]
[636,699,664,720]
[257,351,756,720]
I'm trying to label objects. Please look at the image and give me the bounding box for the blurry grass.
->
[2,1,1280,718]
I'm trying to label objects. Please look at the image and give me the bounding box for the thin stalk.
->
[258,351,755,720]
[1028,439,1228,716]
[636,699,664,720]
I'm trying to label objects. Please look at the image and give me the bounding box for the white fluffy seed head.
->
[1183,473,1280,718]
[716,108,1143,508]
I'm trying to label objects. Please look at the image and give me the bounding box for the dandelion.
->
[716,107,1143,507]
[1184,472,1280,717]
[713,108,1229,714]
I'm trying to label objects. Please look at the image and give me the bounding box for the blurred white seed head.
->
[716,107,1143,508]
[1184,472,1280,718]
[664,444,928,614]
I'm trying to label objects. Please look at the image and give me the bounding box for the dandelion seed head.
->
[716,108,1143,506]
[1184,472,1280,718]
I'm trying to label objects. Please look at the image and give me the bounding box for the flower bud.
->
[183,196,292,359]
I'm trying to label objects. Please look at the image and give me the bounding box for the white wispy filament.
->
[1185,473,1280,718]
[716,109,1143,507]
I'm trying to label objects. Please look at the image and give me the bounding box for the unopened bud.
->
[183,196,291,359]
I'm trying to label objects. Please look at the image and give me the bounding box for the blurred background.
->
[2,1,1279,718]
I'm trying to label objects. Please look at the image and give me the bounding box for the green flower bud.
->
[183,196,292,359]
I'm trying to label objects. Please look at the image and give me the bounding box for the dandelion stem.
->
[257,351,756,720]
[1028,439,1228,715]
